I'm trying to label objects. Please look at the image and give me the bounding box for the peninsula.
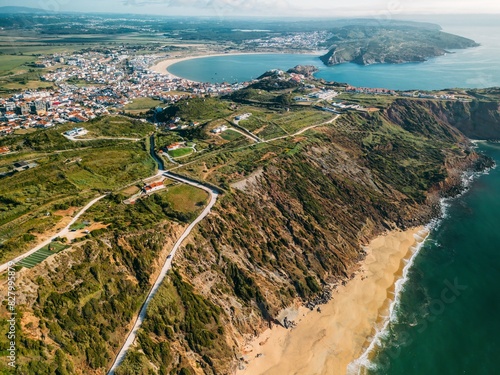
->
[320,25,479,66]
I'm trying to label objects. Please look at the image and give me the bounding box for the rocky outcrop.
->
[386,97,500,140]
[287,65,319,77]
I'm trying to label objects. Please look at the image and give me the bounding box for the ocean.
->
[358,142,500,375]
[167,18,500,91]
[167,17,500,374]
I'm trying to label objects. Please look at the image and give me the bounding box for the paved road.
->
[230,120,262,143]
[107,173,219,375]
[0,194,106,273]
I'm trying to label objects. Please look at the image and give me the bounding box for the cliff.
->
[128,104,491,373]
[320,25,479,66]
[386,96,500,140]
[4,90,497,375]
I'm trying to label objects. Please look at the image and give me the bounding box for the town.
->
[0,47,247,136]
[0,46,472,139]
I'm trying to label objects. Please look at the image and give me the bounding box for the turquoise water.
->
[359,142,500,375]
[168,53,321,84]
[167,20,500,373]
[168,24,500,90]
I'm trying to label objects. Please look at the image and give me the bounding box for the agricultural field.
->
[17,241,69,269]
[236,108,331,139]
[0,131,157,262]
[168,147,193,158]
[270,110,333,134]
[0,64,53,94]
[220,129,244,141]
[336,92,398,108]
[124,97,163,113]
[0,54,37,74]
[74,116,155,139]
[161,184,209,213]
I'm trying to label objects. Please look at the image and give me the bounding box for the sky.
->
[1,0,500,17]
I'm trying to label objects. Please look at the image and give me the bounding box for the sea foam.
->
[347,158,496,375]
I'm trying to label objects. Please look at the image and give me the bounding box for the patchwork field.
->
[17,242,69,269]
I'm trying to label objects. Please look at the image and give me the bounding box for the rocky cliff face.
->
[129,107,491,374]
[7,96,496,375]
[386,98,500,140]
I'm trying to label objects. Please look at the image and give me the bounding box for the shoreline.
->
[149,51,323,81]
[235,226,429,375]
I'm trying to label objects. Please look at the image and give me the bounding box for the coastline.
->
[149,51,323,81]
[235,226,429,375]
[149,52,274,80]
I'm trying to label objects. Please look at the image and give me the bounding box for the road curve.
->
[0,194,106,273]
[108,173,219,374]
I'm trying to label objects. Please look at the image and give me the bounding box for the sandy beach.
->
[236,227,429,375]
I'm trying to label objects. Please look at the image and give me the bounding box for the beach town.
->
[0,45,469,140]
[0,48,247,137]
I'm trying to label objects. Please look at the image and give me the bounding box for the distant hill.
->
[320,25,479,66]
[0,6,50,14]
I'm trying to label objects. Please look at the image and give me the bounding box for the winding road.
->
[107,172,219,374]
[0,194,106,273]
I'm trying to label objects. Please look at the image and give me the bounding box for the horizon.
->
[1,1,500,18]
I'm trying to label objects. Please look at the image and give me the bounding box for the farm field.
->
[17,242,69,269]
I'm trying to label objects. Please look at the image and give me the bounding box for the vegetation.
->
[168,147,193,158]
[17,241,69,269]
[77,116,155,139]
[0,221,180,374]
[160,97,233,123]
[0,131,156,261]
[162,184,209,213]
[0,54,36,74]
[219,129,243,141]
[124,98,163,114]
[320,25,478,66]
[0,73,494,375]
[118,270,229,374]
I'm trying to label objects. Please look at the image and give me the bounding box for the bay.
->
[168,22,500,91]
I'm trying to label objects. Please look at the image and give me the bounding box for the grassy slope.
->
[124,98,163,111]
[0,90,490,375]
[125,98,480,374]
[0,118,156,261]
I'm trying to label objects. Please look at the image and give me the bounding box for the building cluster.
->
[0,88,108,135]
[0,48,248,137]
[167,141,186,150]
[347,86,459,101]
[295,90,339,102]
[346,86,398,96]
[142,181,165,194]
[64,127,88,137]
[244,31,332,50]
